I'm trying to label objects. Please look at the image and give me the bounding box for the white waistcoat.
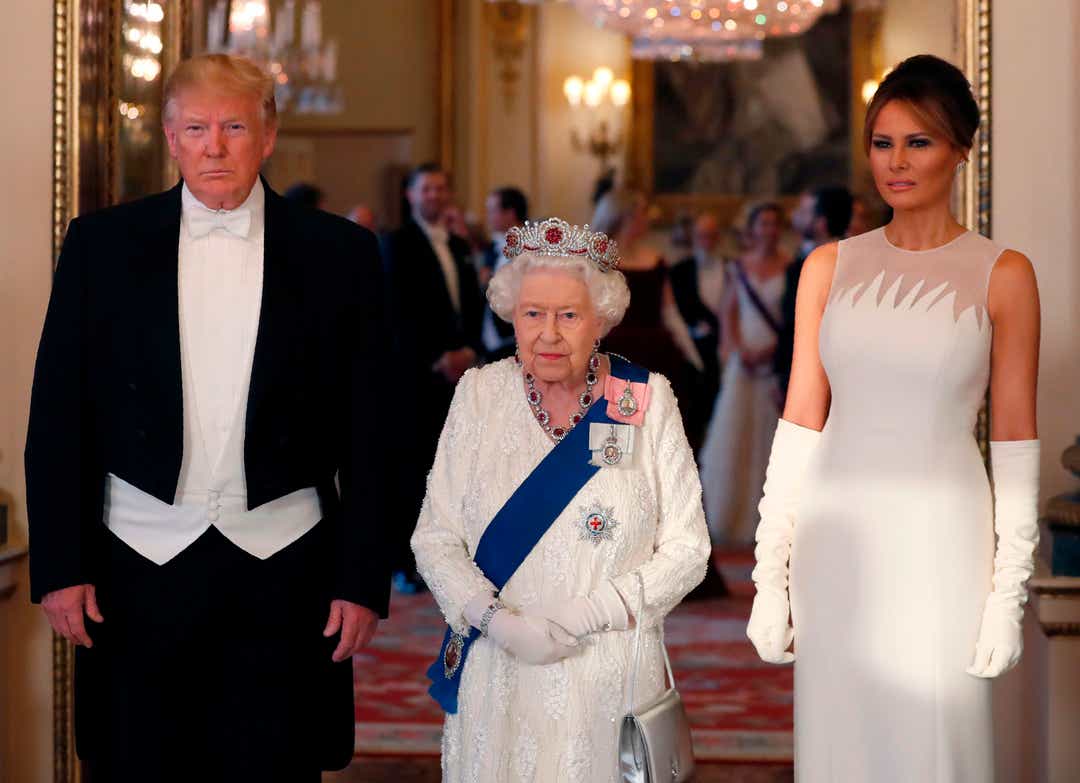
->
[105,180,321,565]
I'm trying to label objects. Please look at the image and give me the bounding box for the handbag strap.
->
[623,571,677,714]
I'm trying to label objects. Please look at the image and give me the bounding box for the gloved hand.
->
[746,419,821,665]
[747,590,795,664]
[464,592,578,666]
[527,580,630,640]
[967,440,1040,679]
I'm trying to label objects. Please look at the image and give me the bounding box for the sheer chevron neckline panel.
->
[829,227,1004,330]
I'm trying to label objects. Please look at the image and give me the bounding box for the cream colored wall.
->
[266,0,440,218]
[535,4,630,225]
[880,0,958,68]
[452,0,540,218]
[994,0,1080,503]
[993,3,1080,781]
[285,1,440,151]
[0,1,59,782]
[452,1,628,226]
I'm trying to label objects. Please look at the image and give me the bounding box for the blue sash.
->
[426,356,649,713]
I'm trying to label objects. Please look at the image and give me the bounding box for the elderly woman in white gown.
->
[410,218,710,783]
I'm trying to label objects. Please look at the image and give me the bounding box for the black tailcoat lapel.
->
[244,181,303,494]
[130,183,184,503]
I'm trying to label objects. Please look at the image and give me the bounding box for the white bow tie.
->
[187,207,252,239]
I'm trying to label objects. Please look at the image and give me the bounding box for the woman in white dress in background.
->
[747,55,1041,781]
[699,203,791,545]
[411,218,710,782]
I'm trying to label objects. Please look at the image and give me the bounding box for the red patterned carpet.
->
[353,549,793,762]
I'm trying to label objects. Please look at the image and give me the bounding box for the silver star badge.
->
[578,502,618,544]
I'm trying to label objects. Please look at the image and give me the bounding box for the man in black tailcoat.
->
[26,54,389,783]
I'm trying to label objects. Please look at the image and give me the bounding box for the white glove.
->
[967,440,1040,679]
[464,592,578,666]
[747,419,821,665]
[527,580,630,639]
[747,590,795,665]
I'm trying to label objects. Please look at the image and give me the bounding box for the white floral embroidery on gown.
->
[411,358,710,783]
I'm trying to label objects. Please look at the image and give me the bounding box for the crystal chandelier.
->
[569,0,842,62]
[205,1,343,115]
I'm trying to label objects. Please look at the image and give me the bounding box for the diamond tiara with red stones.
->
[502,217,620,273]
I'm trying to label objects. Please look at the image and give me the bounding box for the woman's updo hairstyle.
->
[746,201,783,233]
[864,54,979,154]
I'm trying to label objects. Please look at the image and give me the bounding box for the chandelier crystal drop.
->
[569,0,842,62]
[205,0,344,115]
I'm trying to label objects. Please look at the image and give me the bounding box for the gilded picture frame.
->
[628,0,992,237]
[49,1,991,780]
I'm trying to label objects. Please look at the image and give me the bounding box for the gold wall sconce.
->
[563,66,631,170]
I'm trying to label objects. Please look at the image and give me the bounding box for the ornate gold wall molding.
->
[957,0,992,237]
[52,0,78,266]
[439,0,455,169]
[483,0,532,110]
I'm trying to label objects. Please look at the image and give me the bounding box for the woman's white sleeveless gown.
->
[700,271,785,545]
[791,228,1004,781]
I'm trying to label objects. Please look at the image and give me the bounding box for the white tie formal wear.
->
[104,179,322,564]
[417,216,461,313]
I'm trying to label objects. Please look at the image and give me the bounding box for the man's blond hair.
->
[162,53,276,126]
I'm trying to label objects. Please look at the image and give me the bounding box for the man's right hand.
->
[42,584,103,648]
[432,347,477,384]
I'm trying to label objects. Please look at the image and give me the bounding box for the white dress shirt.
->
[104,179,322,564]
[416,215,461,312]
[179,179,266,470]
[695,249,727,317]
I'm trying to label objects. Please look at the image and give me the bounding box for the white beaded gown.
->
[791,228,1004,781]
[411,359,710,783]
[699,271,786,544]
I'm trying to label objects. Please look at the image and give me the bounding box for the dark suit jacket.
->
[774,254,806,396]
[381,220,483,377]
[670,255,721,348]
[25,179,392,615]
[379,220,483,538]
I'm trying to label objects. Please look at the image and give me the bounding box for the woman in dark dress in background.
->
[592,189,728,597]
[589,190,699,403]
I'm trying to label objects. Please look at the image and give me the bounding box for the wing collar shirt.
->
[415,214,461,313]
[104,178,322,564]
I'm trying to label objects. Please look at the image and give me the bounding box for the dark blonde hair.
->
[163,53,276,126]
[864,55,979,154]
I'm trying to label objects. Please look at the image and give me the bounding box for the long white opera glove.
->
[747,419,822,664]
[527,580,631,640]
[465,592,578,666]
[967,440,1040,679]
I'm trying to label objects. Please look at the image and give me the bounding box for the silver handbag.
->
[618,573,695,783]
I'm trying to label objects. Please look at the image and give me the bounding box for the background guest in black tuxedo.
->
[480,186,528,361]
[670,212,728,452]
[381,163,483,593]
[774,185,853,394]
[25,54,389,783]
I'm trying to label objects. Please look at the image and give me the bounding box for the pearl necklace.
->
[522,353,601,442]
